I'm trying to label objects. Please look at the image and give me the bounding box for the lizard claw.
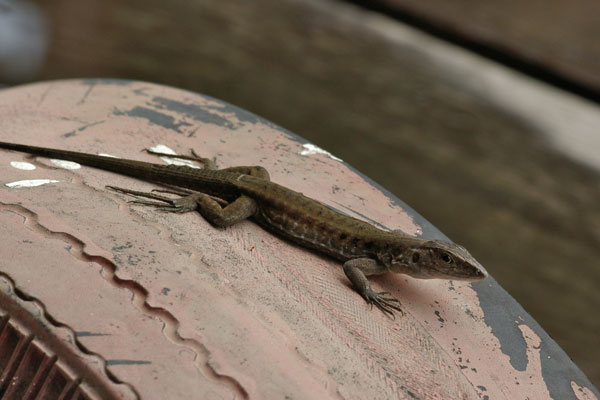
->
[363,290,404,319]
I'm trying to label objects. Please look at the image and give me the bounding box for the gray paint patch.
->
[81,78,132,86]
[156,94,264,125]
[151,97,234,128]
[474,278,528,372]
[473,278,600,399]
[351,149,598,397]
[203,101,262,125]
[63,120,105,138]
[114,106,191,133]
[151,95,295,134]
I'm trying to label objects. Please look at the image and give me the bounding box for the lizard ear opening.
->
[412,252,420,263]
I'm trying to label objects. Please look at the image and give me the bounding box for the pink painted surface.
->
[0,80,595,399]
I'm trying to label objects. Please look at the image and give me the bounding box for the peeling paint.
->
[63,120,105,138]
[475,279,528,372]
[50,159,80,170]
[154,95,267,126]
[114,106,191,133]
[6,179,60,188]
[571,381,598,400]
[517,324,552,398]
[148,144,201,168]
[81,78,131,86]
[9,161,35,170]
[299,144,343,162]
[151,97,235,128]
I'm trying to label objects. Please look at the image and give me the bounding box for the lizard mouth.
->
[450,262,488,281]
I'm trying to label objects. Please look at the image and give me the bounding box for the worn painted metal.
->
[0,80,596,399]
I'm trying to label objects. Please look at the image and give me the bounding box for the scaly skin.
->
[0,141,488,316]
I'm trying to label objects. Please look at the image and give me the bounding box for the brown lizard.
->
[0,141,487,316]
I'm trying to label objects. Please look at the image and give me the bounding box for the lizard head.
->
[388,239,488,281]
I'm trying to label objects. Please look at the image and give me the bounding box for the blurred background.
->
[1,0,599,386]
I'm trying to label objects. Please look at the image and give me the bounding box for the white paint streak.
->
[149,144,201,168]
[299,144,343,162]
[6,179,60,188]
[149,144,177,155]
[10,161,35,170]
[50,159,80,170]
[98,153,118,158]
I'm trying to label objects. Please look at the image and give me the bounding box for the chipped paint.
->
[50,159,80,170]
[6,179,60,188]
[10,161,35,170]
[571,381,598,400]
[114,106,191,133]
[516,324,552,398]
[63,120,105,138]
[152,97,235,128]
[299,144,343,162]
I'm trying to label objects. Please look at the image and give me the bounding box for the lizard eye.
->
[441,253,453,264]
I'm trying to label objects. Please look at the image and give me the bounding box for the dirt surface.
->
[10,0,600,387]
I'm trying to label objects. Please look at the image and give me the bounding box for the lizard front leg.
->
[343,258,404,317]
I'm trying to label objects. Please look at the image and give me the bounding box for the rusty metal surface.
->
[0,79,597,399]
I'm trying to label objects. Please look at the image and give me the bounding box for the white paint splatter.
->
[10,161,36,170]
[6,179,60,188]
[299,144,342,162]
[148,144,201,168]
[50,159,80,170]
[149,144,176,155]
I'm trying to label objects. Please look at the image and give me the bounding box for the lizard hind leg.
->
[106,186,202,213]
[106,185,258,227]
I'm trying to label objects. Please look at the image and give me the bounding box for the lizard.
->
[0,141,488,316]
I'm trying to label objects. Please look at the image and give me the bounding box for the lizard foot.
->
[362,289,404,319]
[150,188,228,206]
[106,185,199,213]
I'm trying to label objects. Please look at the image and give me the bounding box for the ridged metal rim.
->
[0,273,137,400]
